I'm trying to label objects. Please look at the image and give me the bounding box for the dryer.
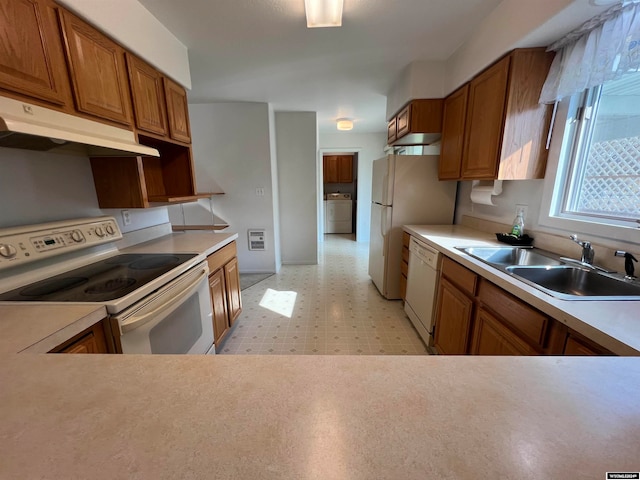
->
[324,193,352,234]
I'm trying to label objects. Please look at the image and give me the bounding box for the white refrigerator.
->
[368,154,457,299]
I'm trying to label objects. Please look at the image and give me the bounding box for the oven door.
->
[113,261,215,354]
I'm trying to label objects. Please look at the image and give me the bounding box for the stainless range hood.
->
[0,97,158,157]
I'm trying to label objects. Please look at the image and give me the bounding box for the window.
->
[550,73,640,229]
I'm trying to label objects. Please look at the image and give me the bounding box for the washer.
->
[324,193,352,234]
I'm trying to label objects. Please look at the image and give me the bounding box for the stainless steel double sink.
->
[456,246,640,300]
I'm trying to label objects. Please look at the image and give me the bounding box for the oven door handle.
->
[120,265,208,334]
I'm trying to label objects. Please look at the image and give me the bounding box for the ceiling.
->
[136,0,606,133]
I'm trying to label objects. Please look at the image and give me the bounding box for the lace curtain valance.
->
[539,0,640,104]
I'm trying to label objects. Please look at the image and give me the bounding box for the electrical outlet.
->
[515,204,528,218]
[121,210,131,226]
[255,187,265,196]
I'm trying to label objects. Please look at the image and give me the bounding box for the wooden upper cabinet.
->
[323,155,353,183]
[164,77,191,143]
[387,117,397,144]
[59,10,132,126]
[461,55,510,179]
[0,0,72,107]
[389,99,443,146]
[439,84,469,180]
[126,53,167,136]
[461,48,554,180]
[396,103,411,138]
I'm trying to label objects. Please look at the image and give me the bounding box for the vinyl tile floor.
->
[217,234,429,355]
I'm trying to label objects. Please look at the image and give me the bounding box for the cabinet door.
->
[387,118,397,144]
[461,56,510,179]
[439,84,469,180]
[59,10,132,125]
[498,49,554,179]
[433,277,474,354]
[0,0,71,106]
[564,333,611,356]
[126,53,167,136]
[396,104,411,138]
[471,308,537,355]
[164,77,191,143]
[50,320,110,353]
[209,268,230,345]
[337,155,353,183]
[224,257,242,326]
[323,155,339,183]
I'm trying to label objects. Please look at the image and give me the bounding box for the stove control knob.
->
[70,230,84,243]
[105,225,115,235]
[95,227,105,238]
[0,243,17,258]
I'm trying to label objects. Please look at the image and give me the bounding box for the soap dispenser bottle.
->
[511,208,525,237]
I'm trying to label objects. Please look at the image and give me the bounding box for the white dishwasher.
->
[404,236,441,348]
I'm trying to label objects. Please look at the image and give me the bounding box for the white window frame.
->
[538,92,640,246]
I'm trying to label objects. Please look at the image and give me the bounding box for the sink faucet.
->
[614,251,638,278]
[569,234,595,264]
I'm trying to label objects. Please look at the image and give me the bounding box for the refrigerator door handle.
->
[381,207,387,257]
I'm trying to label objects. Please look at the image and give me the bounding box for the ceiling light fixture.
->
[304,0,343,28]
[336,118,353,131]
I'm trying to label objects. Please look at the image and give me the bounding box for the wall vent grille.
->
[248,229,266,251]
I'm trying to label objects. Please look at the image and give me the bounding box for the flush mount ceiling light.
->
[336,118,353,131]
[304,0,343,28]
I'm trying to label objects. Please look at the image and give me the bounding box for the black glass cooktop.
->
[0,253,198,303]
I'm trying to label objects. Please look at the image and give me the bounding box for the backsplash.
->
[460,215,631,273]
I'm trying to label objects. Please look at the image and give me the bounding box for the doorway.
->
[321,152,358,240]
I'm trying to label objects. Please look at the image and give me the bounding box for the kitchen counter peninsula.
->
[0,354,638,479]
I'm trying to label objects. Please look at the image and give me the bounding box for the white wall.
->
[386,61,447,119]
[445,0,573,94]
[319,132,388,243]
[179,102,278,274]
[276,112,318,264]
[0,148,169,232]
[268,105,282,273]
[57,0,191,88]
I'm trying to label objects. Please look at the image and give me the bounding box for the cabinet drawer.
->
[402,231,410,248]
[477,279,549,347]
[402,246,409,264]
[441,257,477,296]
[401,260,408,277]
[207,241,237,273]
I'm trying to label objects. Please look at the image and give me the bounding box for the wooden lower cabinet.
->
[400,232,410,300]
[206,241,242,346]
[433,257,613,356]
[433,278,474,354]
[49,319,111,354]
[563,332,612,356]
[471,308,537,355]
[224,257,242,325]
[209,268,230,344]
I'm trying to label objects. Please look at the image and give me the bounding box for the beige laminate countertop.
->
[404,224,640,356]
[1,230,640,478]
[1,354,639,479]
[0,232,238,354]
